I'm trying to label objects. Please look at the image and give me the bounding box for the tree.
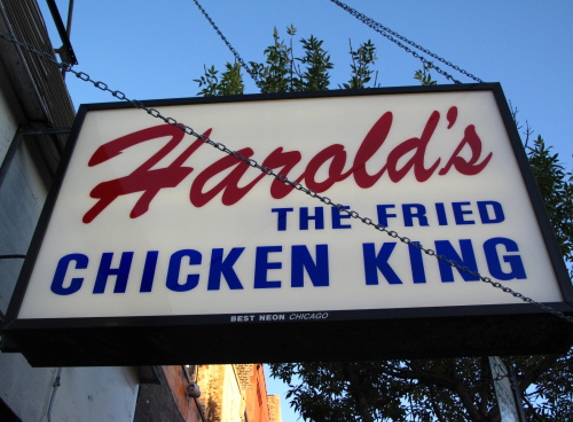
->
[526,135,573,280]
[195,62,244,97]
[340,39,379,90]
[193,28,573,421]
[194,26,377,96]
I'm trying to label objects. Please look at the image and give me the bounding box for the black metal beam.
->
[44,0,78,65]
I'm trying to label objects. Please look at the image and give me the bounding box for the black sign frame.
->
[2,83,572,367]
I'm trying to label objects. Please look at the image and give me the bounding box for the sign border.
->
[3,83,573,366]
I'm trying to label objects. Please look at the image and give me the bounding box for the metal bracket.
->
[0,126,71,189]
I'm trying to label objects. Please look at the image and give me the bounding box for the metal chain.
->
[1,29,571,325]
[328,0,484,84]
[190,0,262,90]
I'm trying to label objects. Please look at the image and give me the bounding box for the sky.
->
[40,0,573,160]
[37,1,573,421]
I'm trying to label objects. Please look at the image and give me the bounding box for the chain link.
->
[190,0,263,90]
[328,0,484,84]
[1,29,571,325]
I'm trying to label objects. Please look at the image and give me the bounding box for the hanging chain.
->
[190,0,262,90]
[328,0,484,84]
[0,29,571,325]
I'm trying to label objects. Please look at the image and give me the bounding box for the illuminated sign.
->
[4,84,572,366]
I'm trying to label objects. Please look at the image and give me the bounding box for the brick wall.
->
[267,395,282,422]
[194,364,280,422]
[197,365,245,422]
[134,366,203,422]
[163,366,204,422]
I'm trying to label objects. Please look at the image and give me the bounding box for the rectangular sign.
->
[4,84,573,365]
[489,357,523,422]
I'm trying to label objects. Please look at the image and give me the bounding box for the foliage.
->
[195,26,378,96]
[193,27,573,422]
[526,135,573,279]
[194,62,244,97]
[514,349,573,420]
[340,39,379,90]
[249,25,298,93]
[297,34,333,91]
[270,359,499,422]
[271,351,573,421]
[414,61,437,86]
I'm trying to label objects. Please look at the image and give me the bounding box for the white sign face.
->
[489,357,520,422]
[16,87,566,319]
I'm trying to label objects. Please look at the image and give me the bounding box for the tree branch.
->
[446,361,484,422]
[518,354,562,394]
[342,362,374,422]
[428,384,447,422]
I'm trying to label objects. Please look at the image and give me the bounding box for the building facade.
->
[0,1,282,421]
[0,1,141,420]
[134,364,282,422]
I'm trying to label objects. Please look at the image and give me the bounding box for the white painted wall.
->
[0,352,140,422]
[0,80,18,164]
[223,365,246,422]
[0,137,45,314]
[0,66,140,422]
[0,82,30,313]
